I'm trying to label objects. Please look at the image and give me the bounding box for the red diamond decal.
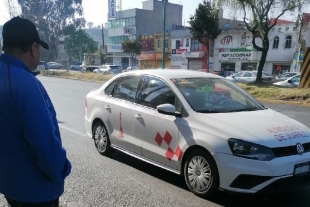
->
[155,132,163,146]
[175,146,183,161]
[165,147,174,161]
[164,131,172,145]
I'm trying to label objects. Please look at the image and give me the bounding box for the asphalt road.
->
[1,76,310,207]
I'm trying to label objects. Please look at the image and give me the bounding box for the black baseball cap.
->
[2,16,49,50]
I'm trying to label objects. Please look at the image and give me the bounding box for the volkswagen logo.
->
[296,143,304,155]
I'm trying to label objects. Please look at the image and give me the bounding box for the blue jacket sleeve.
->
[14,74,71,183]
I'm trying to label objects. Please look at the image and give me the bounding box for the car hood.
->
[191,108,310,148]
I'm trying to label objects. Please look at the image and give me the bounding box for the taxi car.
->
[84,69,310,198]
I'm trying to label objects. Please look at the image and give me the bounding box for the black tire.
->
[92,121,113,156]
[184,149,219,198]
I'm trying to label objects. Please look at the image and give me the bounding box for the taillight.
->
[85,99,88,109]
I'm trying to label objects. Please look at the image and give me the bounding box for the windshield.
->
[171,78,266,113]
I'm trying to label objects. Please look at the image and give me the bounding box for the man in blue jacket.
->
[0,17,71,207]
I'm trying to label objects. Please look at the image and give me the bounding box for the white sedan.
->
[84,69,310,198]
[273,74,301,88]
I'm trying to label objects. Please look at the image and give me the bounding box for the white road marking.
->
[59,125,88,137]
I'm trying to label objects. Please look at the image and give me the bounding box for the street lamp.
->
[161,0,167,69]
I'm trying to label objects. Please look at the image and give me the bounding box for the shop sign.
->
[220,36,232,45]
[138,52,164,60]
[124,27,136,35]
[220,52,251,60]
[141,37,154,51]
[172,49,187,54]
[108,0,117,18]
[107,44,123,53]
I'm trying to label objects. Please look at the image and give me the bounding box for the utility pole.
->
[161,0,167,69]
[101,23,106,64]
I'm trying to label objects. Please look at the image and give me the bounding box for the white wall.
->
[113,57,122,66]
[170,38,191,69]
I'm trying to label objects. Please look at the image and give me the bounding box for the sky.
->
[0,0,301,27]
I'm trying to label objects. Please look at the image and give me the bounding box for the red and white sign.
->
[220,36,233,45]
[176,49,187,54]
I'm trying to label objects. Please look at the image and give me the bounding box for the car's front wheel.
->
[93,121,113,156]
[184,149,219,198]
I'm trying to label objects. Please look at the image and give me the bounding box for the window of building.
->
[285,35,292,48]
[285,27,289,31]
[165,39,168,49]
[278,28,282,32]
[273,36,279,49]
[190,39,202,51]
[108,17,136,29]
[271,28,275,32]
[157,39,161,48]
[293,27,297,31]
[176,40,180,49]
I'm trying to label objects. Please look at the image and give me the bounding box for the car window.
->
[110,66,121,69]
[138,76,176,109]
[291,76,300,83]
[243,72,252,77]
[234,72,243,77]
[172,78,265,113]
[111,75,141,102]
[105,81,116,95]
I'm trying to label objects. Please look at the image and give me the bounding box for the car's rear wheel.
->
[93,121,113,156]
[184,149,219,198]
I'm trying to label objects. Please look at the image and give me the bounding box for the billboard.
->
[108,0,117,18]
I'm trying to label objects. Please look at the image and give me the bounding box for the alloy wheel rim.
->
[94,126,107,152]
[187,156,211,192]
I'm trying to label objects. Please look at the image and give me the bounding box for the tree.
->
[215,0,309,82]
[121,39,142,67]
[17,0,85,61]
[87,22,94,29]
[189,0,222,72]
[64,29,98,61]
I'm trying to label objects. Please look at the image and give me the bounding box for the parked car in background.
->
[226,71,274,83]
[47,62,63,69]
[123,66,139,72]
[93,65,122,74]
[70,62,82,70]
[37,61,47,70]
[273,72,300,83]
[273,74,301,88]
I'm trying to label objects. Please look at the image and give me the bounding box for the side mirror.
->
[157,104,181,117]
[287,79,292,83]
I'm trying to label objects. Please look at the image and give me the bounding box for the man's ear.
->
[30,43,39,57]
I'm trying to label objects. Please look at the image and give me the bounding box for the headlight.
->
[228,138,275,161]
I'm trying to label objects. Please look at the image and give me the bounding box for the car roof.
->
[122,69,223,80]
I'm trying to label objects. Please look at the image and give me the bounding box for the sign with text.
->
[108,0,117,18]
[220,52,251,60]
[220,36,233,45]
[124,27,136,35]
[172,49,187,54]
[107,44,122,53]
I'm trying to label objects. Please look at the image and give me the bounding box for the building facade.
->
[138,33,171,69]
[107,0,183,69]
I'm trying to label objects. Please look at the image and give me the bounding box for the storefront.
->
[171,48,188,69]
[183,51,207,70]
[218,49,258,76]
[272,64,292,75]
[138,52,170,69]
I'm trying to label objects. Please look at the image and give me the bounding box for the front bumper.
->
[214,152,310,194]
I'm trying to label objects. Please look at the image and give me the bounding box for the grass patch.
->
[237,83,310,105]
[39,70,115,82]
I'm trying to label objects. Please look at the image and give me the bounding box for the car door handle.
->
[105,105,111,110]
[135,114,143,119]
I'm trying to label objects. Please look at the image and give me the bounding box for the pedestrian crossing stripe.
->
[299,47,310,88]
